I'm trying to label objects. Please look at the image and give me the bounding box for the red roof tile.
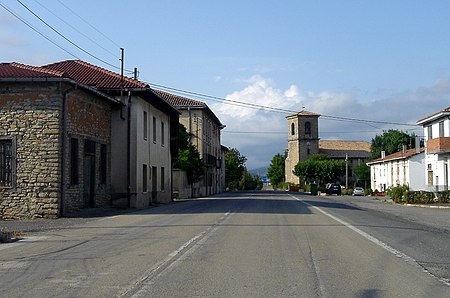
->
[0,62,63,78]
[416,106,450,124]
[367,147,425,164]
[153,89,205,107]
[43,60,148,89]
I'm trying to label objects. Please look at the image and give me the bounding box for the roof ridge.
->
[153,89,206,106]
[10,62,64,77]
[44,60,148,88]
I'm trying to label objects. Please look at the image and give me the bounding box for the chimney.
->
[402,145,406,153]
[381,151,386,159]
[415,136,420,153]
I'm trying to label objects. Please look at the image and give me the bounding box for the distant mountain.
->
[249,166,269,177]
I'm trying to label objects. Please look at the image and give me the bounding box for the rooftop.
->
[367,147,425,164]
[43,60,148,90]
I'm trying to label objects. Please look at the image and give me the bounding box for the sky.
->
[2,0,450,169]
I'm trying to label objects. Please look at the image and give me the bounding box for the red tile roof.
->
[0,62,63,78]
[43,60,148,89]
[367,147,425,164]
[416,106,450,124]
[153,89,205,107]
[319,140,371,159]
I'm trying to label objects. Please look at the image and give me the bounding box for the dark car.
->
[326,183,342,195]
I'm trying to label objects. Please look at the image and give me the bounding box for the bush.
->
[405,191,435,204]
[342,189,353,195]
[387,185,409,203]
[436,190,450,204]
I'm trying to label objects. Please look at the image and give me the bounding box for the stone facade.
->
[285,111,320,184]
[0,81,114,219]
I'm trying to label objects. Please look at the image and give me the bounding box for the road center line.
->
[118,210,233,297]
[290,195,450,287]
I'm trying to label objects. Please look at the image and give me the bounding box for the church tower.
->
[285,111,320,184]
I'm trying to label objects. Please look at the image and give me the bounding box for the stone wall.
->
[0,82,62,219]
[0,82,114,219]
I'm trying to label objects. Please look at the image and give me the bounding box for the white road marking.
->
[291,195,450,286]
[118,210,233,297]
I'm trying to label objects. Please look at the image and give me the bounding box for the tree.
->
[174,124,205,183]
[267,153,286,189]
[354,162,370,189]
[293,154,345,186]
[225,148,247,189]
[371,130,417,160]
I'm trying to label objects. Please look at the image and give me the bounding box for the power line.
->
[17,0,122,71]
[31,0,119,59]
[56,0,122,48]
[150,82,419,127]
[0,1,80,59]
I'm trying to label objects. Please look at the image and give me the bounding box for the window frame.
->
[0,138,15,188]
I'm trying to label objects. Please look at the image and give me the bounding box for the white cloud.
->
[212,75,450,169]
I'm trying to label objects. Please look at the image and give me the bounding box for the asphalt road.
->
[0,191,449,297]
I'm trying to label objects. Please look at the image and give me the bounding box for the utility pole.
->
[345,153,348,189]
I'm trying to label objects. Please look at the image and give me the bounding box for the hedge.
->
[388,186,450,204]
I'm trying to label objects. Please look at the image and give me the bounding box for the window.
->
[0,140,13,187]
[305,122,311,135]
[291,123,295,135]
[143,111,148,140]
[100,144,107,184]
[439,121,444,138]
[70,138,79,184]
[427,126,432,140]
[161,121,165,146]
[161,167,165,191]
[153,117,157,143]
[143,164,148,192]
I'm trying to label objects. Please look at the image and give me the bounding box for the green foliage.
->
[436,191,450,203]
[371,130,417,160]
[293,154,345,186]
[175,124,205,184]
[387,185,409,203]
[225,148,247,189]
[405,191,435,204]
[354,162,370,181]
[267,153,286,189]
[239,172,262,190]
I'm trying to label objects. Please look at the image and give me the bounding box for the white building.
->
[416,107,450,191]
[367,148,426,192]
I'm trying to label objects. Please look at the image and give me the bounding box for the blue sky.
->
[2,0,450,169]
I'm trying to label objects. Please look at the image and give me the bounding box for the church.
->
[284,111,371,186]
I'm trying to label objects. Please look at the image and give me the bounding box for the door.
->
[83,140,96,208]
[151,166,157,204]
[83,155,95,208]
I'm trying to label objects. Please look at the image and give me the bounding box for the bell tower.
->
[285,111,320,184]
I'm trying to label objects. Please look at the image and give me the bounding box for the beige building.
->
[154,90,226,198]
[285,111,371,186]
[44,60,180,207]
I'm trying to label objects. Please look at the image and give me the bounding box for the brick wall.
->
[64,90,112,213]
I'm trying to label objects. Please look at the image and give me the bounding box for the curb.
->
[404,204,450,209]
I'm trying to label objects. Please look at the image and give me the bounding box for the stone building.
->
[0,60,180,219]
[0,62,121,219]
[153,90,226,198]
[285,111,371,186]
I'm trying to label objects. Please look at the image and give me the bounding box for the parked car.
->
[326,183,342,195]
[353,187,365,196]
